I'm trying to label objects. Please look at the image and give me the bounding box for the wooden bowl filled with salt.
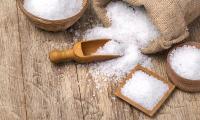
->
[166,42,200,92]
[17,0,88,32]
[115,65,175,117]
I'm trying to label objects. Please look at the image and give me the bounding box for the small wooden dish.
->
[17,0,88,32]
[166,42,200,92]
[115,65,175,117]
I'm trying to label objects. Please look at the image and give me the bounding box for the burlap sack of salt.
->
[93,0,200,54]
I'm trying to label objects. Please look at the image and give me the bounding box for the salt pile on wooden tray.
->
[24,0,83,20]
[121,70,169,110]
[84,1,159,86]
[169,45,200,80]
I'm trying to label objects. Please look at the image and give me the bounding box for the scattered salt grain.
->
[24,0,83,20]
[121,71,169,110]
[85,1,159,81]
[170,45,200,80]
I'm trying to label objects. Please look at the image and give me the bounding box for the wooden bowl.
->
[17,0,88,32]
[166,42,200,92]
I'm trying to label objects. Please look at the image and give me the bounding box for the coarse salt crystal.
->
[121,70,169,110]
[24,0,83,20]
[170,45,200,80]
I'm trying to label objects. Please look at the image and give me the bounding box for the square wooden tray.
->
[115,65,175,117]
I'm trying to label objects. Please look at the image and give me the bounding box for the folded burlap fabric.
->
[93,0,200,54]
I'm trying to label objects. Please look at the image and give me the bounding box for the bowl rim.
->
[17,0,88,24]
[167,41,200,83]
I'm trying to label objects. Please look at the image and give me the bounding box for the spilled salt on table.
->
[121,70,169,110]
[24,0,83,20]
[170,45,200,80]
[83,1,159,89]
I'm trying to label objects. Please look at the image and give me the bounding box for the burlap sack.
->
[93,0,200,54]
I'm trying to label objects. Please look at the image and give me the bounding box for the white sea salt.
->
[24,0,83,20]
[85,1,159,82]
[121,71,169,110]
[170,45,200,80]
[94,40,125,56]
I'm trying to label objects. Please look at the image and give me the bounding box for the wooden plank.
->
[0,1,27,120]
[17,5,84,120]
[15,0,200,119]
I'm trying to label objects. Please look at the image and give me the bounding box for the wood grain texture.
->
[0,0,26,120]
[0,0,200,119]
[16,4,84,120]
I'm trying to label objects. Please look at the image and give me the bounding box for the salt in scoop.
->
[49,39,121,63]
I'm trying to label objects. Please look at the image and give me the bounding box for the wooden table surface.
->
[1,0,200,120]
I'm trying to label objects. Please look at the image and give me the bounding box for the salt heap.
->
[170,45,200,80]
[24,0,83,20]
[85,2,159,81]
[121,70,169,110]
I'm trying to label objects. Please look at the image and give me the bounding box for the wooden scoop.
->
[49,39,121,63]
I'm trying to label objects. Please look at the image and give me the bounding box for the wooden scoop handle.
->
[49,49,75,63]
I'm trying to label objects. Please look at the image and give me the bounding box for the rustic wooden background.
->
[1,0,200,120]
